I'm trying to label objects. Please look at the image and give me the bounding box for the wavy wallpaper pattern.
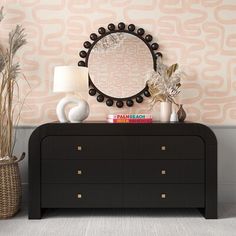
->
[0,0,235,125]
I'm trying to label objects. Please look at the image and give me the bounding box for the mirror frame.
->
[78,22,163,108]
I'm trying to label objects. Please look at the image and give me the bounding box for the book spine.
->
[107,114,152,119]
[107,118,152,123]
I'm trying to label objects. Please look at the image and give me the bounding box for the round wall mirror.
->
[88,33,153,98]
[78,23,162,108]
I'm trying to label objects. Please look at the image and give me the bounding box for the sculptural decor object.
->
[78,22,163,108]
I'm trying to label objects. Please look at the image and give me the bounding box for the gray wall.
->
[14,126,236,203]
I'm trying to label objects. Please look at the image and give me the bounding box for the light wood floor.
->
[1,204,236,236]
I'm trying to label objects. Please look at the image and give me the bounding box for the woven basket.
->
[0,153,25,219]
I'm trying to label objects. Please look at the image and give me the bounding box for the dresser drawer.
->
[41,184,204,208]
[41,160,123,183]
[124,160,204,183]
[41,135,204,160]
[41,136,123,159]
[41,160,204,184]
[124,184,204,207]
[125,136,204,159]
[41,184,122,208]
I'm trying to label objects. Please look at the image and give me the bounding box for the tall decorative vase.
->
[160,102,172,122]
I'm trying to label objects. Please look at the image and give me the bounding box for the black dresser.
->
[28,122,217,219]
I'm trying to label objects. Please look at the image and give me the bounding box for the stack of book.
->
[107,114,152,123]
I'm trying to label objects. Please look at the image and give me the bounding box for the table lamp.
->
[53,65,90,123]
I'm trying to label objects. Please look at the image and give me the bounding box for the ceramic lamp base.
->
[56,96,89,123]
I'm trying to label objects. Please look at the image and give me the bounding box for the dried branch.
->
[9,25,27,56]
[146,59,185,109]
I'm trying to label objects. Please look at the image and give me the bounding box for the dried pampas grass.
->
[0,7,27,158]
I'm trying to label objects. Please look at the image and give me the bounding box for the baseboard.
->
[218,184,236,203]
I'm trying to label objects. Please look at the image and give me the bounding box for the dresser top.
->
[30,122,217,145]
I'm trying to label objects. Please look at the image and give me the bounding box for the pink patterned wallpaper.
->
[0,0,235,125]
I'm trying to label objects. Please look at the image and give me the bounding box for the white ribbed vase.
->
[160,102,172,122]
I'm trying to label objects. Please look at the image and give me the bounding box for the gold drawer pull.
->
[77,146,82,151]
[77,193,82,199]
[77,170,82,175]
[161,193,166,199]
[161,146,166,151]
[161,170,166,175]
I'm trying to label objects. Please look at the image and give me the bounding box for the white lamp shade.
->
[53,66,88,93]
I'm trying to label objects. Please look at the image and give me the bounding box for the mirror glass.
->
[88,33,153,98]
